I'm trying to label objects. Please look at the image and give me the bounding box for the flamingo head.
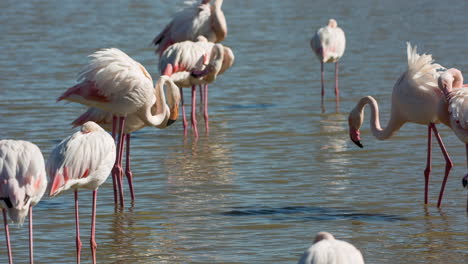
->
[438,71,455,96]
[219,46,234,75]
[348,107,364,148]
[313,232,335,243]
[328,19,338,28]
[164,76,181,127]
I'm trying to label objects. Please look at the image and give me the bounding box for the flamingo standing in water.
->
[47,121,116,264]
[347,42,452,207]
[58,48,179,206]
[159,37,234,137]
[0,140,47,264]
[310,19,346,105]
[297,232,365,264]
[437,68,468,212]
[152,0,227,56]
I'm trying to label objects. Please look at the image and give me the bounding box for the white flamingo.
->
[47,121,116,264]
[347,43,452,207]
[152,0,227,56]
[0,140,47,264]
[310,19,346,105]
[159,37,234,137]
[58,48,180,206]
[297,232,365,264]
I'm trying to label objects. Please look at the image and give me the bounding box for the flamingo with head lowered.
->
[159,37,234,137]
[58,48,180,206]
[310,19,346,105]
[0,140,47,264]
[347,42,453,208]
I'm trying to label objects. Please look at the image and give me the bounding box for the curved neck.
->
[357,96,404,140]
[139,77,169,126]
[211,0,227,42]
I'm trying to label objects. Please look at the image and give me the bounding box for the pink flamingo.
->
[310,19,346,105]
[297,232,365,264]
[47,121,116,264]
[152,0,227,56]
[58,48,179,206]
[159,38,234,137]
[0,140,47,264]
[70,76,180,202]
[437,68,468,212]
[347,42,452,207]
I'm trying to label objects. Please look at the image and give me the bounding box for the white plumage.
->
[153,0,227,55]
[297,232,365,264]
[0,140,47,224]
[47,121,116,196]
[310,19,346,63]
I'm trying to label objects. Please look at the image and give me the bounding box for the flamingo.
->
[297,232,365,264]
[47,121,116,264]
[310,19,346,105]
[159,37,234,137]
[347,42,452,208]
[58,48,180,206]
[70,76,181,202]
[152,0,227,56]
[437,68,468,212]
[0,140,47,264]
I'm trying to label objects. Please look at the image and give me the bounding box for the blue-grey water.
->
[1,0,467,263]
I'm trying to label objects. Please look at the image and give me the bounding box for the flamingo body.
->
[297,232,365,264]
[310,19,345,63]
[153,0,227,55]
[0,140,47,224]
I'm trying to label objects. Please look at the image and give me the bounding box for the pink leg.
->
[111,116,118,204]
[3,208,13,264]
[432,124,453,208]
[335,61,340,109]
[320,61,325,104]
[199,84,204,107]
[180,87,188,137]
[112,117,126,206]
[90,190,98,264]
[124,134,135,201]
[75,190,82,264]
[204,84,209,134]
[424,125,432,205]
[191,85,199,138]
[29,205,33,264]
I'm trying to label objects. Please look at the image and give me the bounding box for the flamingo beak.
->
[463,175,468,188]
[352,139,364,148]
[167,104,179,126]
[350,128,363,148]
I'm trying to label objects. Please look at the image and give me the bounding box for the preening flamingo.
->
[437,68,468,212]
[347,42,452,207]
[159,38,234,137]
[310,19,346,105]
[47,121,116,264]
[70,76,180,202]
[297,232,365,264]
[58,48,180,206]
[0,140,47,264]
[152,0,227,56]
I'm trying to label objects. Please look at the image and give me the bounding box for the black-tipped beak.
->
[352,139,364,148]
[167,119,176,126]
[463,175,468,188]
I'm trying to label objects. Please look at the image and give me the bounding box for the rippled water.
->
[1,0,467,263]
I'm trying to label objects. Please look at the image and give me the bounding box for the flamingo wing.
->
[47,123,116,196]
[298,239,365,264]
[0,140,47,223]
[448,89,468,129]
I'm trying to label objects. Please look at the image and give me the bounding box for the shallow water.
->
[0,0,467,263]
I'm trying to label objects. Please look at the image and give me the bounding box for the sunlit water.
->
[0,0,467,263]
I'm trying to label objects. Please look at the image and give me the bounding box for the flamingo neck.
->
[211,0,227,42]
[139,77,168,126]
[358,96,403,140]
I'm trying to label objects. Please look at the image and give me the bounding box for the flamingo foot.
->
[125,168,135,201]
[112,165,124,206]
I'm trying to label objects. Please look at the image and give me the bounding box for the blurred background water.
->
[0,0,467,263]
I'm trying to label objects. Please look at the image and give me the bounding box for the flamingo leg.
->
[90,189,98,264]
[124,134,135,201]
[432,124,453,208]
[29,205,33,264]
[424,124,432,205]
[3,208,13,264]
[320,61,325,104]
[75,190,82,264]
[111,116,118,204]
[180,87,188,137]
[199,84,204,108]
[191,85,199,138]
[112,117,126,206]
[204,84,209,134]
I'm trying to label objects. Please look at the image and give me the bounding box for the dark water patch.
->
[225,103,276,109]
[222,205,406,222]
